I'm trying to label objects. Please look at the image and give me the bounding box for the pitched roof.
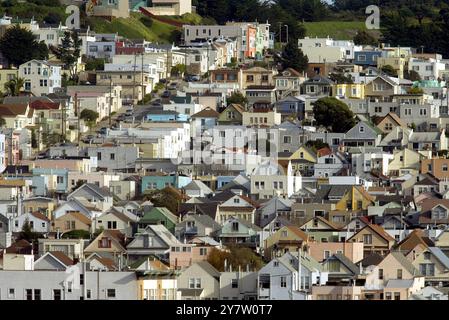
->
[428,247,449,269]
[191,107,220,118]
[59,211,91,225]
[0,104,29,117]
[140,207,178,224]
[5,239,32,254]
[358,252,384,267]
[332,253,360,275]
[30,211,50,222]
[396,229,434,252]
[284,226,308,241]
[183,180,213,194]
[389,251,418,275]
[383,112,407,127]
[48,251,74,266]
[366,224,395,242]
[194,261,221,278]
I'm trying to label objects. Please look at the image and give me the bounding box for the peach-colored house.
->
[382,277,425,300]
[21,158,93,173]
[312,285,363,300]
[307,241,364,263]
[169,243,215,270]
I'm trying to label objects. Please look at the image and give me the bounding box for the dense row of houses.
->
[1,10,449,300]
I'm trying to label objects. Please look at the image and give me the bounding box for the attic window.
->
[233,198,240,204]
[359,126,365,133]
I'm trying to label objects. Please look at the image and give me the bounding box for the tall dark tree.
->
[353,30,378,46]
[276,40,308,72]
[313,97,356,133]
[0,25,48,67]
[54,30,81,82]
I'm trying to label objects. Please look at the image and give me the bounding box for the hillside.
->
[304,21,381,41]
[87,13,180,43]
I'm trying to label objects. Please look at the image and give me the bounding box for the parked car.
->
[125,109,133,116]
[82,134,95,143]
[98,127,108,135]
[161,90,170,98]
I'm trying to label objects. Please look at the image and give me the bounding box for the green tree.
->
[0,116,5,128]
[54,30,81,82]
[408,87,424,94]
[3,77,25,96]
[18,218,39,242]
[143,186,184,214]
[227,91,248,107]
[329,72,353,84]
[381,65,397,77]
[80,109,99,128]
[170,64,187,77]
[0,25,48,67]
[312,97,356,133]
[353,30,377,46]
[276,40,308,72]
[207,246,265,272]
[404,70,421,82]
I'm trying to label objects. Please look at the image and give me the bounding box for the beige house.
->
[87,0,129,19]
[239,67,275,90]
[84,229,127,257]
[348,224,395,257]
[365,75,401,102]
[53,211,92,233]
[376,112,407,134]
[177,261,220,300]
[242,110,282,127]
[410,247,449,285]
[312,285,363,300]
[264,225,308,259]
[146,0,192,16]
[96,70,153,104]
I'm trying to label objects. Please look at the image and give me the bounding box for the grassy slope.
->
[88,13,178,43]
[304,21,381,40]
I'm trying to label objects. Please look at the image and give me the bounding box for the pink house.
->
[169,243,213,270]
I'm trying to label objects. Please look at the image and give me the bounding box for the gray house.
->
[126,224,181,259]
[343,121,382,149]
[258,251,327,300]
[175,214,221,241]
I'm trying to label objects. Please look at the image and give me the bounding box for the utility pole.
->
[61,101,66,143]
[132,53,137,106]
[141,53,145,102]
[109,76,113,127]
[75,93,80,145]
[284,25,289,44]
[166,47,170,90]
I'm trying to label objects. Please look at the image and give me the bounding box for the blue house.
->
[145,109,189,122]
[32,168,69,196]
[141,174,192,193]
[275,96,305,121]
[354,50,383,67]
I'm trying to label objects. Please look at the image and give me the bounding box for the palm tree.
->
[4,77,25,96]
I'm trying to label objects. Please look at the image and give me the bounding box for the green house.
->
[138,207,178,234]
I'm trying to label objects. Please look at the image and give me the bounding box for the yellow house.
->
[264,225,308,259]
[0,69,18,91]
[22,197,56,220]
[278,145,317,174]
[333,83,365,99]
[388,149,425,177]
[334,186,375,211]
[377,56,408,79]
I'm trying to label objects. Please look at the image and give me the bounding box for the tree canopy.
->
[54,30,81,82]
[0,25,49,67]
[143,186,184,214]
[353,30,378,46]
[312,97,356,133]
[226,91,248,107]
[276,40,308,72]
[80,109,99,124]
[207,246,265,272]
